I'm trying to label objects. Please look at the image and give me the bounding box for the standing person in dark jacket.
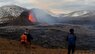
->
[66,29,76,54]
[24,28,33,45]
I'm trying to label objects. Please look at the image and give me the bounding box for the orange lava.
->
[28,11,36,23]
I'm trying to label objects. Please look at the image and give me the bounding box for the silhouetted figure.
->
[24,28,33,45]
[66,29,76,54]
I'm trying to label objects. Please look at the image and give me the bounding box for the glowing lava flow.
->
[28,11,36,23]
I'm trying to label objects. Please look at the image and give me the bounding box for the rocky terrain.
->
[0,25,95,50]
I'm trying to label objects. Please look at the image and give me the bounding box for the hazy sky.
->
[0,0,95,14]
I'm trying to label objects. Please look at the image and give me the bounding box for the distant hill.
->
[58,10,95,30]
[0,5,28,26]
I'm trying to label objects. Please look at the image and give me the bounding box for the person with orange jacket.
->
[20,33,28,45]
[20,28,33,45]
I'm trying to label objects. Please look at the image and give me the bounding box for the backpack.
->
[67,34,76,45]
[20,34,27,43]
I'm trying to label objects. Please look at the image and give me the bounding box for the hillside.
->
[0,38,94,54]
[0,5,28,26]
[0,38,67,54]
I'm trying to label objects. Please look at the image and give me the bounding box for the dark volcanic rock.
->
[0,25,95,50]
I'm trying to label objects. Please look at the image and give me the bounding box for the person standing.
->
[24,28,33,45]
[66,29,76,54]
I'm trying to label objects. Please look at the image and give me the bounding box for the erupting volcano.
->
[28,11,37,23]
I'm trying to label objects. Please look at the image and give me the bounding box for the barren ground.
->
[0,38,95,54]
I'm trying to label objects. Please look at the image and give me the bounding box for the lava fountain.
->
[28,11,37,23]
